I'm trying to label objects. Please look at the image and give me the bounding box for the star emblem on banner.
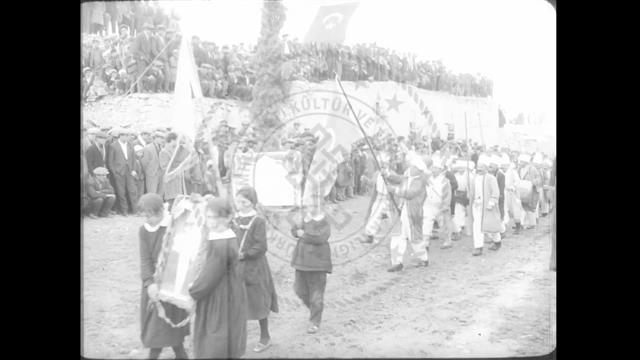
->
[385,93,403,113]
[354,80,369,91]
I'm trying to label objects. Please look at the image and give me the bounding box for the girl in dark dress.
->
[137,193,189,359]
[188,197,248,359]
[232,186,279,353]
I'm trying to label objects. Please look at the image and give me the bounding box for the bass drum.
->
[517,180,539,212]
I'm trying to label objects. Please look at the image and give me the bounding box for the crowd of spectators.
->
[82,23,492,103]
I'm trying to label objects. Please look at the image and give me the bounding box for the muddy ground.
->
[82,194,556,358]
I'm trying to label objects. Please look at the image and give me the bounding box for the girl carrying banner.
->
[137,193,189,359]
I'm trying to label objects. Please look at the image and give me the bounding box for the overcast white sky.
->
[158,0,555,124]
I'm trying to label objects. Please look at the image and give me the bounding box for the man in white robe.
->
[452,160,474,239]
[518,154,543,229]
[422,156,454,249]
[470,155,502,256]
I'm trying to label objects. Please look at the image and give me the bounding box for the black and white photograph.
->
[81,0,556,358]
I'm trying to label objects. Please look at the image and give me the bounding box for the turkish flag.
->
[304,2,359,44]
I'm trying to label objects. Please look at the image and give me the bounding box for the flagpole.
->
[334,73,401,214]
[464,112,471,195]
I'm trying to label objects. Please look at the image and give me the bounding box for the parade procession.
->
[81,1,556,358]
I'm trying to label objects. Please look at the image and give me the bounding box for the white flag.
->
[172,31,203,141]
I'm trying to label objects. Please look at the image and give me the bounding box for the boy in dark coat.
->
[290,198,332,334]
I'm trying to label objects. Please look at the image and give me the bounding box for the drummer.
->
[518,154,543,230]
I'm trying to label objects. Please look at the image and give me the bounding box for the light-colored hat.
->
[532,152,544,165]
[518,154,532,163]
[134,145,144,153]
[501,153,510,165]
[489,155,501,166]
[544,159,553,167]
[87,127,99,135]
[406,151,428,172]
[477,153,491,167]
[153,131,165,138]
[430,155,445,169]
[93,167,109,175]
[453,160,474,170]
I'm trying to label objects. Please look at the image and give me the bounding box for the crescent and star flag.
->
[301,3,361,207]
[304,2,359,44]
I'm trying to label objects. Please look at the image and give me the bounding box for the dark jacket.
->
[107,140,135,176]
[232,215,279,320]
[85,143,106,175]
[132,32,154,63]
[189,232,248,359]
[290,217,332,273]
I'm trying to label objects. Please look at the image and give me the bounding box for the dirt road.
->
[81,195,556,358]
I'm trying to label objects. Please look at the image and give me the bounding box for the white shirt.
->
[474,174,484,205]
[119,140,129,161]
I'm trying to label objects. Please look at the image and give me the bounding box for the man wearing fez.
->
[132,23,155,93]
[107,128,138,215]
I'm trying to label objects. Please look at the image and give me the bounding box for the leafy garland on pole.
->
[251,0,288,151]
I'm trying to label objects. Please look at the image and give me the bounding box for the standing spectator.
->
[159,132,189,209]
[107,128,138,215]
[191,36,207,67]
[141,131,165,196]
[86,131,108,175]
[84,167,117,218]
[352,147,365,195]
[134,145,146,202]
[152,24,170,92]
[88,39,105,73]
[132,23,155,93]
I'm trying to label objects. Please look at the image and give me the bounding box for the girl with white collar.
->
[137,193,189,359]
[231,186,279,353]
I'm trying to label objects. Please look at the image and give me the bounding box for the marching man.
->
[504,154,525,234]
[422,156,454,249]
[362,153,397,244]
[469,155,503,256]
[452,159,474,239]
[387,151,430,272]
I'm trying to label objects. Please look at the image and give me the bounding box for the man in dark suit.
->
[140,131,165,196]
[86,131,108,175]
[107,128,138,215]
[132,22,155,92]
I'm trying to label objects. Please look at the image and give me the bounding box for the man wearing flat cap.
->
[107,127,138,215]
[86,130,109,175]
[140,131,165,196]
[84,167,117,218]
